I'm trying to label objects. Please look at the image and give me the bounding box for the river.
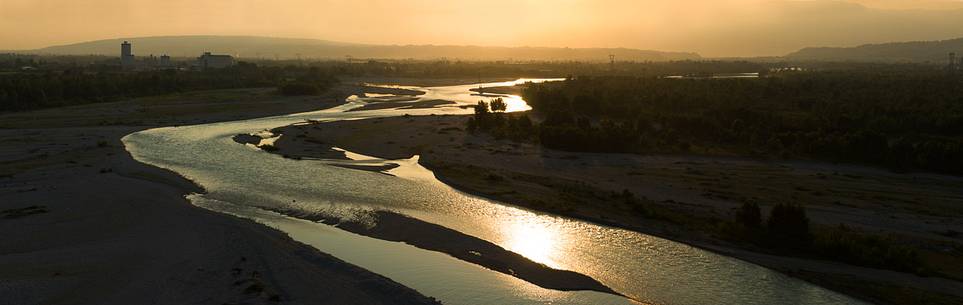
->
[123,79,865,305]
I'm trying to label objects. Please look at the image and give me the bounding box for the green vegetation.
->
[766,204,812,248]
[0,53,785,113]
[725,202,924,274]
[471,70,963,175]
[467,99,535,142]
[735,202,762,229]
[0,60,336,112]
[12,53,934,114]
[464,68,958,276]
[812,225,922,273]
[277,68,338,96]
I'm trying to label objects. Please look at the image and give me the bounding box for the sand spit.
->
[267,208,623,297]
[347,99,456,112]
[359,85,426,96]
[469,85,525,96]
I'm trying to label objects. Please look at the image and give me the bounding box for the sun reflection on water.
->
[503,219,564,269]
[503,95,531,113]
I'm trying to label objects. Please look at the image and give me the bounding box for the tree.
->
[767,204,811,247]
[490,97,507,112]
[735,201,762,228]
[474,100,490,116]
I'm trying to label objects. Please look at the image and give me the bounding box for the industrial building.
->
[119,41,232,70]
[197,52,235,69]
[120,41,135,69]
[159,54,172,67]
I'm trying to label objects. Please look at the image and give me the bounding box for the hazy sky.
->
[3,0,963,56]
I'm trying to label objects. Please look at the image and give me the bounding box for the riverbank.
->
[0,86,441,305]
[266,114,963,305]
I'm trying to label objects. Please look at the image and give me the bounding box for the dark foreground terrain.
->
[0,86,441,305]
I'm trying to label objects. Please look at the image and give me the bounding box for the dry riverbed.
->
[266,113,963,305]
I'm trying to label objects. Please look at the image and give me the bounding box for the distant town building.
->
[121,41,135,69]
[197,52,235,69]
[159,54,171,67]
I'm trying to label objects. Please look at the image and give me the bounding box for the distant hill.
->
[786,37,963,62]
[26,35,700,62]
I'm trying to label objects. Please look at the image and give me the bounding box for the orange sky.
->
[3,0,963,56]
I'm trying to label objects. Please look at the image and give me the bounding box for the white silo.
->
[121,41,135,69]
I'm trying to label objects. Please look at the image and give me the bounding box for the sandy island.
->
[271,208,621,296]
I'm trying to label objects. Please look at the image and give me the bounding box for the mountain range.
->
[13,35,963,63]
[786,37,963,63]
[23,35,701,62]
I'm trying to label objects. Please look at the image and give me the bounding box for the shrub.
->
[813,225,922,274]
[735,201,762,228]
[766,204,811,248]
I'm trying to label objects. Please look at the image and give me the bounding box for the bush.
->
[766,204,811,248]
[735,201,762,228]
[813,225,922,273]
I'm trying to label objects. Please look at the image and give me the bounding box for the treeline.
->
[0,63,337,112]
[307,59,770,79]
[727,202,921,274]
[480,71,963,175]
[0,53,779,113]
[466,98,536,142]
[615,186,925,275]
[0,53,125,71]
[469,98,930,274]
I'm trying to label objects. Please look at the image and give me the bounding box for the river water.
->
[123,79,865,305]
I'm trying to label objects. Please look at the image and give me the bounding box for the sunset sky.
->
[3,0,963,57]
